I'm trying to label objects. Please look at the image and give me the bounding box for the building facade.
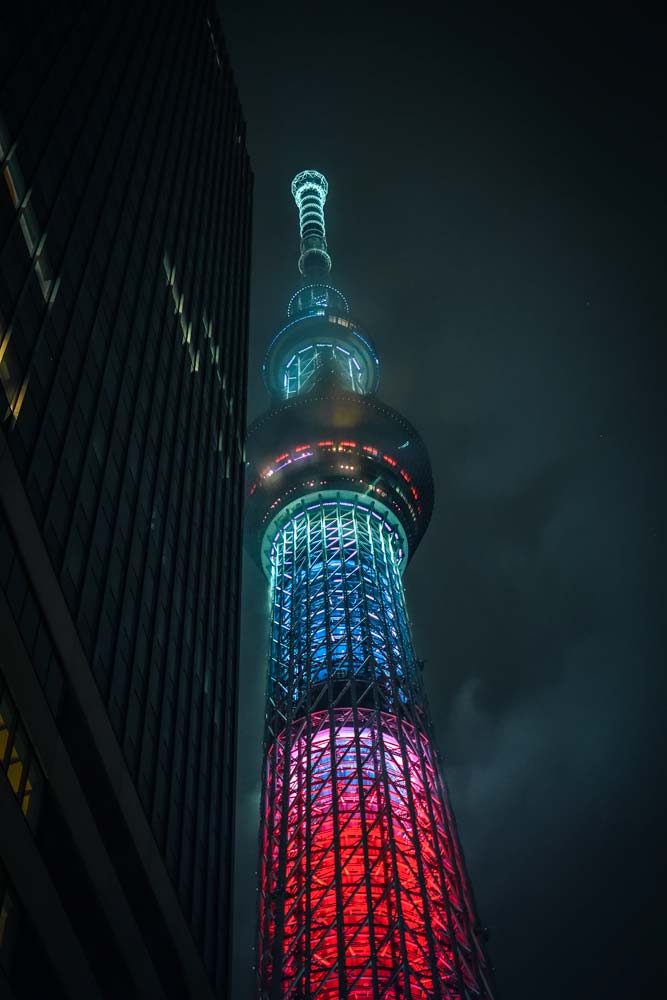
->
[0,2,251,997]
[246,172,494,999]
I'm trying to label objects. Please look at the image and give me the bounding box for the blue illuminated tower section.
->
[247,171,494,1000]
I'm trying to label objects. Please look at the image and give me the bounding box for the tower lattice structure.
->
[247,171,494,1000]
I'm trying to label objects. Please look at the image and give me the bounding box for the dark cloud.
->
[219,2,666,996]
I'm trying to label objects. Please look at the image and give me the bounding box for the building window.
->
[0,677,44,830]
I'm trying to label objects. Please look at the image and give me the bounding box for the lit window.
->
[0,695,14,764]
[6,732,26,793]
[0,681,44,829]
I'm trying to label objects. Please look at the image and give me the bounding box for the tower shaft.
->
[259,500,489,999]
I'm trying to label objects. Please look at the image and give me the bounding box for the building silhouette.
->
[0,2,251,997]
[246,172,493,999]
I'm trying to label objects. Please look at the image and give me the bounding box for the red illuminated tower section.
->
[247,171,494,999]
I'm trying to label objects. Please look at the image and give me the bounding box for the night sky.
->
[218,4,665,998]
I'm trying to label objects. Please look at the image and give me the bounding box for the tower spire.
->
[291,169,332,278]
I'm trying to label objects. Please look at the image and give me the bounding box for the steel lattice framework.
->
[247,172,494,1000]
[267,502,411,711]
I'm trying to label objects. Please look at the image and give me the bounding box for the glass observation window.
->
[283,342,365,398]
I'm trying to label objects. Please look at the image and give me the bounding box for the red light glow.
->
[259,444,427,516]
[260,711,472,999]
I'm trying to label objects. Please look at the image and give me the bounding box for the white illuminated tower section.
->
[246,171,494,1000]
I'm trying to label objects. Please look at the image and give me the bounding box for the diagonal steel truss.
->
[258,499,494,1000]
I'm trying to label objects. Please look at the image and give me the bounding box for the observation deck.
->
[246,391,433,574]
[262,283,380,400]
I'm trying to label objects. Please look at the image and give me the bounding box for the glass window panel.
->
[0,691,14,765]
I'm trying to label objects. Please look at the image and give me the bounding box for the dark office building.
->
[0,2,251,997]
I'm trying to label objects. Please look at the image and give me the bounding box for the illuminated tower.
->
[247,171,494,1000]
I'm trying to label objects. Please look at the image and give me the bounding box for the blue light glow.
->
[268,501,415,710]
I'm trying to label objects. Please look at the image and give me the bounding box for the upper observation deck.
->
[263,282,380,400]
